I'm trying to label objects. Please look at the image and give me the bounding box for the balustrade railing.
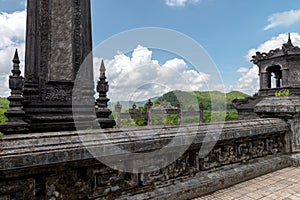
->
[114,100,204,128]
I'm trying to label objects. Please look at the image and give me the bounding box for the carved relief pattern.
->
[48,0,74,81]
[0,179,35,200]
[0,132,287,199]
[38,0,83,104]
[200,134,285,170]
[43,86,72,103]
[165,153,190,179]
[91,167,138,198]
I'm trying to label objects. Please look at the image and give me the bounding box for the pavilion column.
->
[261,72,271,89]
[282,68,289,87]
[274,74,281,88]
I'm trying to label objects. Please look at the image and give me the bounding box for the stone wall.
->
[0,118,291,199]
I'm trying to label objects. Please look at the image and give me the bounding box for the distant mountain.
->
[156,90,249,111]
[109,90,249,111]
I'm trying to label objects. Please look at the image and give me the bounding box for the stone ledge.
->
[255,96,300,118]
[0,118,289,171]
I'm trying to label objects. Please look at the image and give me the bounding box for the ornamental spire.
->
[95,60,116,128]
[12,49,21,76]
[100,60,106,80]
[0,49,29,134]
[283,33,294,51]
[287,33,293,46]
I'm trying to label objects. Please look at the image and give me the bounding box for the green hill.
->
[156,90,249,111]
[155,90,249,122]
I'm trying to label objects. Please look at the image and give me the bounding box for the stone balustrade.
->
[0,118,291,199]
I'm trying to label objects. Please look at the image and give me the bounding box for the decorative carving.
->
[92,167,138,197]
[43,86,72,103]
[165,153,190,179]
[200,134,285,170]
[48,0,74,81]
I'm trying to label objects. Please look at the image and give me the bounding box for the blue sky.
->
[1,0,300,99]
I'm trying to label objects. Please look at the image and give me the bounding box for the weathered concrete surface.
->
[0,119,291,199]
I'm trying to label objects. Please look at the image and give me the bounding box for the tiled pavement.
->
[194,167,300,200]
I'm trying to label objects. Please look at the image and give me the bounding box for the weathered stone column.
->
[199,103,204,123]
[282,68,289,87]
[23,0,94,132]
[260,72,271,89]
[115,102,122,128]
[274,74,281,88]
[145,100,153,126]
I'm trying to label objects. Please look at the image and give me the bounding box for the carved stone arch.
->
[264,64,283,89]
[262,63,284,73]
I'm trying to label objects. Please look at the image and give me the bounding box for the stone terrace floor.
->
[194,167,300,200]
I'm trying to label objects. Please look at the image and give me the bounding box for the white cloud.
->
[237,67,249,73]
[94,45,210,102]
[245,32,300,61]
[0,10,26,97]
[165,0,201,7]
[0,75,9,97]
[264,9,300,30]
[230,66,259,95]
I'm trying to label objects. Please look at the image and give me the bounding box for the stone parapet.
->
[0,118,291,199]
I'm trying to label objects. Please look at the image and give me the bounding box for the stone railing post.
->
[145,99,153,126]
[199,103,204,123]
[115,102,122,128]
[177,102,182,125]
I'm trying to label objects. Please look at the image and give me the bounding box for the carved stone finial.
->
[0,49,29,134]
[100,60,106,80]
[115,102,122,113]
[282,33,294,52]
[145,99,153,111]
[95,61,116,128]
[288,33,292,45]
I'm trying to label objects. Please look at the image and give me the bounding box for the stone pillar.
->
[177,102,182,125]
[282,68,289,87]
[145,100,153,126]
[260,72,271,89]
[115,102,122,128]
[199,103,204,123]
[23,0,94,132]
[274,74,281,88]
[259,71,264,90]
